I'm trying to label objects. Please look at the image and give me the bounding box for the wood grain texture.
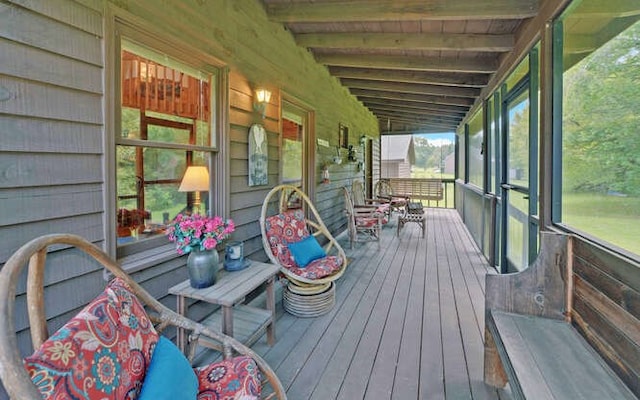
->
[0,115,102,153]
[0,2,102,65]
[485,231,568,319]
[0,38,103,94]
[0,76,103,124]
[491,310,636,399]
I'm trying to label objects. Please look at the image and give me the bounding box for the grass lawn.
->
[562,192,640,255]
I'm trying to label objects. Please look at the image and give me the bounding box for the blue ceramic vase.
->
[186,248,218,288]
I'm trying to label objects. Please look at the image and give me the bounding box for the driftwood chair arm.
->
[0,234,286,400]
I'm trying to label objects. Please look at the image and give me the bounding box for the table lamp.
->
[178,166,209,215]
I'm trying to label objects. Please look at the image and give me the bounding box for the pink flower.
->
[202,237,217,250]
[166,213,235,254]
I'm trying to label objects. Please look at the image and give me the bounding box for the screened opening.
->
[556,0,640,256]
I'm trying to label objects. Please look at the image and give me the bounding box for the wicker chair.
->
[374,179,409,214]
[0,234,286,400]
[343,187,382,249]
[260,185,347,317]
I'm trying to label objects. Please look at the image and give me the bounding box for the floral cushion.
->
[375,204,390,224]
[195,356,261,399]
[24,277,159,400]
[284,255,343,280]
[357,216,380,228]
[265,209,310,268]
[265,210,344,279]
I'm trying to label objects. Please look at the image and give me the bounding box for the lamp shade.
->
[178,166,210,192]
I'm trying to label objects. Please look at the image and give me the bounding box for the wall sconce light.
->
[178,165,210,215]
[359,135,367,146]
[254,88,272,119]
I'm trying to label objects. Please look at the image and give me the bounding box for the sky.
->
[415,132,455,147]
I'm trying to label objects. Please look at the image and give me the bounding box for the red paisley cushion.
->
[265,210,344,279]
[284,255,343,280]
[356,217,380,228]
[265,209,309,268]
[195,356,261,399]
[24,277,159,400]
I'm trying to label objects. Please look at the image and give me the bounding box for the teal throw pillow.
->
[139,336,198,400]
[287,235,327,267]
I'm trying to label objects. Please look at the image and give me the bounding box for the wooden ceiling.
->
[260,0,540,134]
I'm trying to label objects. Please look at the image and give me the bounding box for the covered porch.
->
[249,208,502,399]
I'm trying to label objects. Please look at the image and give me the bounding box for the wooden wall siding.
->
[0,1,105,255]
[571,238,640,396]
[0,3,106,396]
[462,188,484,249]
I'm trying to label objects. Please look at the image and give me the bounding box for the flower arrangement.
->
[166,213,235,254]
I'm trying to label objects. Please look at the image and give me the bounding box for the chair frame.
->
[0,234,286,400]
[374,179,410,214]
[351,180,391,220]
[343,187,382,249]
[260,185,348,286]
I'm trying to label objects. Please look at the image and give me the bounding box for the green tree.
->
[563,20,640,195]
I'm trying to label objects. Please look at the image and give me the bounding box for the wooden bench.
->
[386,178,444,203]
[484,232,638,399]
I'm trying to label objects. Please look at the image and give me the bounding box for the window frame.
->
[105,11,228,267]
[551,2,640,262]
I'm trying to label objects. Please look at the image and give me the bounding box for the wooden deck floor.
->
[249,208,505,400]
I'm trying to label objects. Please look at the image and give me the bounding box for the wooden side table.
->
[168,261,279,355]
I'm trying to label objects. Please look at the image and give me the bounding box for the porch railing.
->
[385,177,455,209]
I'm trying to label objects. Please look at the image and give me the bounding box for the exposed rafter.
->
[316,54,498,73]
[341,78,481,98]
[261,0,543,132]
[296,32,515,52]
[265,0,539,23]
[329,67,490,87]
[349,88,474,107]
[360,99,468,116]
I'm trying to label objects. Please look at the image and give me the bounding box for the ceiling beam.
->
[296,32,514,52]
[341,78,480,98]
[350,88,474,107]
[381,128,454,135]
[316,54,498,73]
[266,0,539,23]
[373,109,461,123]
[365,105,464,121]
[360,99,468,115]
[329,66,490,87]
[370,108,462,124]
[374,112,459,127]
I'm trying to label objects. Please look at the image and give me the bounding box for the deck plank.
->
[248,209,500,399]
[308,227,403,399]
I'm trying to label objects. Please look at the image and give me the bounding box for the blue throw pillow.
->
[139,336,198,400]
[287,235,327,267]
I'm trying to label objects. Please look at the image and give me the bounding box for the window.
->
[115,36,218,251]
[467,109,484,188]
[487,93,500,194]
[281,103,305,187]
[555,0,640,256]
